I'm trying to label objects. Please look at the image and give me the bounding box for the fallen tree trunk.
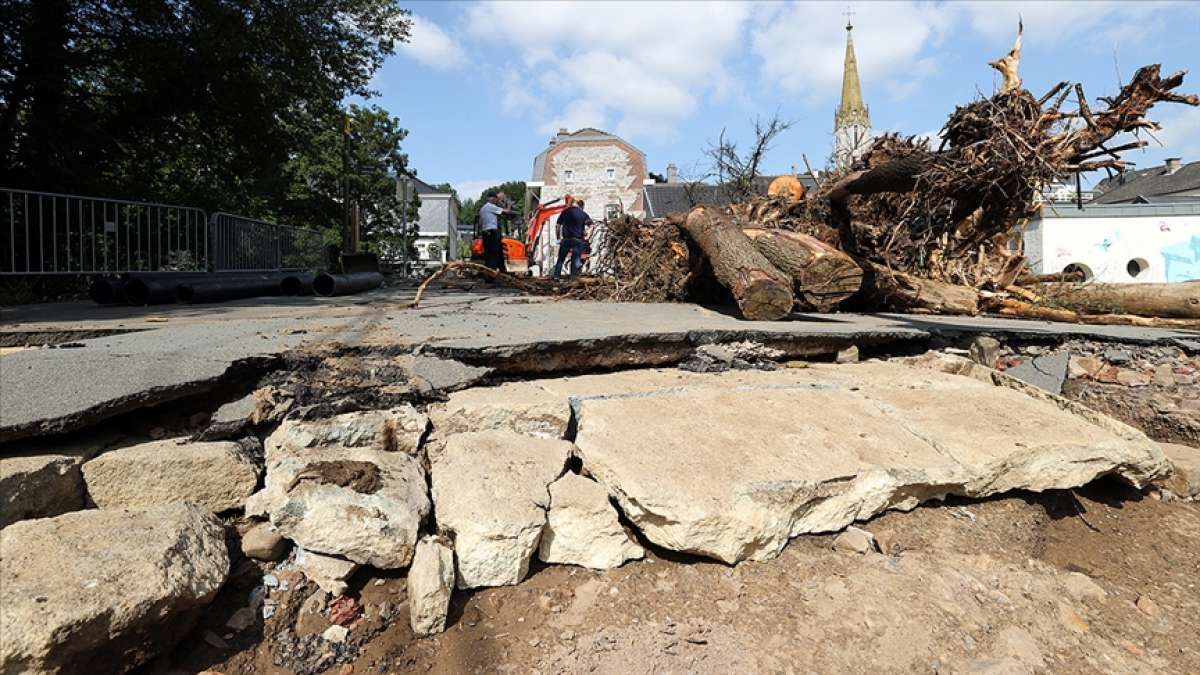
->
[743,228,863,310]
[863,262,980,315]
[995,298,1200,329]
[1033,282,1200,319]
[824,154,929,202]
[682,208,794,321]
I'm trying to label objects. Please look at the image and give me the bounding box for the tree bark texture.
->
[681,208,794,321]
[1032,282,1200,319]
[743,228,863,310]
[862,262,980,315]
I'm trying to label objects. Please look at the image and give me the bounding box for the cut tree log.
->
[863,263,980,315]
[681,208,795,321]
[743,228,863,310]
[1033,282,1200,319]
[995,298,1200,329]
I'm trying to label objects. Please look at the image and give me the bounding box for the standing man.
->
[479,191,514,273]
[553,198,592,279]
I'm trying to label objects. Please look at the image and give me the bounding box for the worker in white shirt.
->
[478,191,516,272]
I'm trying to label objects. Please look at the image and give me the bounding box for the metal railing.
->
[2,188,326,275]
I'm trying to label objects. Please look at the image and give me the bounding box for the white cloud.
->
[751,2,952,103]
[452,179,506,202]
[951,1,1183,48]
[401,14,466,70]
[1154,105,1200,158]
[465,0,753,140]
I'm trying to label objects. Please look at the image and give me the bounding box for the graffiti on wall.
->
[1162,235,1200,282]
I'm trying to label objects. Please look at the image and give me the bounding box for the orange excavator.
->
[470,194,576,275]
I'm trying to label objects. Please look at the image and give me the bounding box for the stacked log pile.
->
[414,26,1198,326]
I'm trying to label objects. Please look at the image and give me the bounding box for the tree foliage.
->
[0,0,411,241]
[704,113,795,202]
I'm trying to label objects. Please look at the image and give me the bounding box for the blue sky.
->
[369,1,1200,198]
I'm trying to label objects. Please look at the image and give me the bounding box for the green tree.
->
[458,181,527,233]
[0,0,411,225]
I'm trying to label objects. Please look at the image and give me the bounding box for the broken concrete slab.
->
[0,435,116,528]
[0,503,228,673]
[429,382,573,443]
[82,438,259,512]
[0,320,317,444]
[431,431,573,588]
[1159,443,1200,499]
[538,472,644,570]
[404,354,492,394]
[1004,351,1069,395]
[968,336,1001,368]
[408,536,455,637]
[568,362,1166,564]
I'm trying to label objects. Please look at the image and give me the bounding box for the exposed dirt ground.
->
[163,478,1198,675]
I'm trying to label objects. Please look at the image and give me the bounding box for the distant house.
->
[401,177,460,273]
[1022,200,1200,283]
[1092,158,1200,204]
[641,164,820,221]
[525,127,649,275]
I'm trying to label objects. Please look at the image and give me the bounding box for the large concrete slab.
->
[539,363,1167,564]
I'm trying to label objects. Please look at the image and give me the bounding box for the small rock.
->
[560,630,576,641]
[1158,443,1200,499]
[836,345,860,364]
[198,394,258,441]
[262,574,280,588]
[1068,355,1103,379]
[241,523,288,562]
[408,536,455,637]
[968,337,1001,368]
[300,590,329,617]
[295,548,359,596]
[328,595,362,626]
[538,473,644,570]
[1061,572,1107,600]
[1116,369,1151,387]
[1094,365,1123,384]
[1104,349,1132,365]
[1153,364,1176,387]
[1057,602,1090,633]
[204,630,230,650]
[832,526,879,554]
[528,638,541,647]
[322,625,349,643]
[226,607,257,631]
[1135,594,1160,617]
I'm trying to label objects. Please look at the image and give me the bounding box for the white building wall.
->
[412,195,459,270]
[1023,212,1200,283]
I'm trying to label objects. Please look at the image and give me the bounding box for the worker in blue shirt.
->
[553,199,592,279]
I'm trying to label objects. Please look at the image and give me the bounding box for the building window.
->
[606,168,615,180]
[564,169,573,182]
[605,204,620,220]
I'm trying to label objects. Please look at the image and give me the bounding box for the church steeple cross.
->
[843,5,855,30]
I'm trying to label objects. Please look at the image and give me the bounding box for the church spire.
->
[833,7,872,169]
[835,13,869,129]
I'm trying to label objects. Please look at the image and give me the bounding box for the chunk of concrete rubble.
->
[197,393,258,441]
[83,438,259,512]
[266,405,428,457]
[295,548,359,596]
[968,336,1001,368]
[1004,352,1069,395]
[0,435,115,527]
[833,526,879,554]
[538,472,644,569]
[408,536,455,637]
[241,522,289,561]
[404,354,492,393]
[835,345,860,364]
[246,412,430,568]
[431,431,573,588]
[0,503,229,674]
[1158,443,1200,499]
[430,383,572,442]
[571,361,1166,564]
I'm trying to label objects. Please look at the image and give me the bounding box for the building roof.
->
[1033,200,1200,219]
[531,128,644,181]
[1091,159,1200,204]
[642,175,820,220]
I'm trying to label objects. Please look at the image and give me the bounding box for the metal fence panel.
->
[208,212,326,273]
[2,188,208,275]
[2,188,328,275]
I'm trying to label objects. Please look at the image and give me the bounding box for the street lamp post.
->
[398,174,413,277]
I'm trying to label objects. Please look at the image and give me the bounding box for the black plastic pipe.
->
[280,272,315,296]
[175,273,288,304]
[313,271,383,297]
[122,277,178,305]
[89,277,126,305]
